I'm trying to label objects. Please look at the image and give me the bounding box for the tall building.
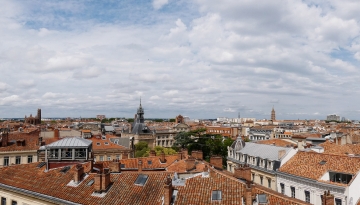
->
[271,106,276,121]
[327,114,340,121]
[24,108,41,125]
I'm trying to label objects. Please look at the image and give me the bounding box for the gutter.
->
[0,183,81,205]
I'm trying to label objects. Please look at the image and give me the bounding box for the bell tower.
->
[271,106,276,121]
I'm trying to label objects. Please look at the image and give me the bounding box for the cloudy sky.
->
[1,0,360,120]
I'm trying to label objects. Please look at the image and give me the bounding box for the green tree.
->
[173,132,194,149]
[169,118,175,122]
[127,118,134,123]
[135,141,150,158]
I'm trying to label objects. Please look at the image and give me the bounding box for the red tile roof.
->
[279,151,360,185]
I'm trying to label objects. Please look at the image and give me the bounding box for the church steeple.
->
[136,97,144,123]
[271,106,276,121]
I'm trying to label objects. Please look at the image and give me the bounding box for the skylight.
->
[134,174,148,186]
[87,179,94,186]
[212,190,222,200]
[120,164,125,168]
[258,194,268,203]
[37,162,46,168]
[148,160,152,165]
[60,166,70,173]
[319,160,327,165]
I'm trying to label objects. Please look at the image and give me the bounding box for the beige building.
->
[227,137,297,191]
[155,123,190,147]
[0,128,39,168]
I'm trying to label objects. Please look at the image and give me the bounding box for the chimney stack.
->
[160,151,166,163]
[149,150,156,157]
[210,156,223,169]
[297,140,304,151]
[185,158,196,171]
[177,151,182,160]
[163,175,173,205]
[74,164,84,183]
[234,164,251,182]
[322,190,335,205]
[109,159,121,173]
[191,151,197,158]
[0,131,8,147]
[101,168,111,191]
[138,160,143,172]
[54,128,60,139]
[196,150,203,160]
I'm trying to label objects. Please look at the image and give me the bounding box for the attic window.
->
[258,194,268,204]
[104,142,109,145]
[319,160,327,165]
[134,174,148,186]
[148,160,152,165]
[96,142,100,146]
[212,190,222,201]
[102,136,106,140]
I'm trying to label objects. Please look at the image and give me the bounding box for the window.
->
[96,142,100,146]
[120,164,125,168]
[305,191,310,203]
[61,149,72,158]
[75,148,86,158]
[27,155,33,163]
[148,160,152,165]
[116,155,120,160]
[280,183,284,194]
[11,200,17,205]
[99,156,104,161]
[1,197,6,205]
[134,174,148,186]
[267,178,271,188]
[3,156,9,166]
[49,149,59,158]
[15,156,21,164]
[258,194,267,203]
[260,176,263,185]
[252,173,255,181]
[212,190,222,201]
[107,156,111,161]
[104,142,109,145]
[335,198,342,205]
[291,186,295,198]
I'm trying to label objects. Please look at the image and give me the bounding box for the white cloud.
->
[152,0,169,10]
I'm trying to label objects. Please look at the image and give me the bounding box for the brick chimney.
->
[101,168,111,191]
[196,150,203,160]
[191,151,197,158]
[297,140,304,151]
[185,158,196,171]
[182,149,188,159]
[210,156,223,169]
[163,175,173,205]
[322,190,334,205]
[245,183,255,205]
[278,150,286,160]
[160,151,166,163]
[54,128,60,139]
[0,131,8,147]
[109,159,121,173]
[203,165,209,172]
[234,164,251,182]
[138,160,143,172]
[94,173,103,193]
[149,150,156,157]
[177,151,183,160]
[74,164,84,183]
